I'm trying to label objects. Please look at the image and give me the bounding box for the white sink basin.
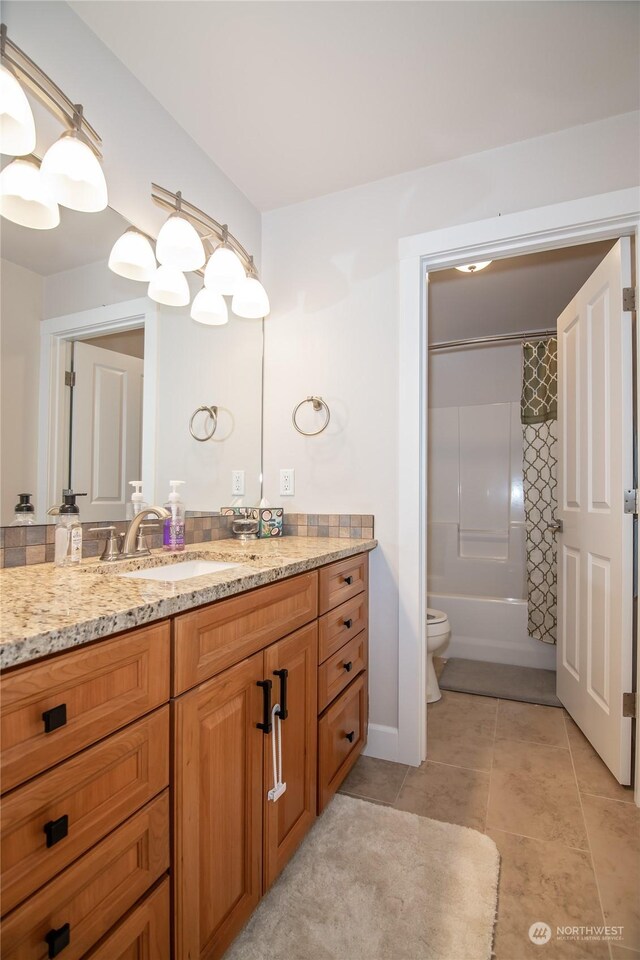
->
[119,560,241,583]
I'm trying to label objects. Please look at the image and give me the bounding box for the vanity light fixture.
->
[455,261,492,273]
[148,264,190,307]
[156,192,206,272]
[0,155,60,229]
[204,230,246,296]
[108,226,157,281]
[191,287,229,326]
[0,23,108,222]
[232,259,271,320]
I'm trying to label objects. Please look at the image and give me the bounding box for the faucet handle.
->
[89,526,123,562]
[136,522,159,554]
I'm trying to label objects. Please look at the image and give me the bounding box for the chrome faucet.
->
[121,506,170,558]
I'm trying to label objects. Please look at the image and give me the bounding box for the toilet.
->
[426,608,451,703]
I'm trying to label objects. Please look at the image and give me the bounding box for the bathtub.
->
[427,592,557,671]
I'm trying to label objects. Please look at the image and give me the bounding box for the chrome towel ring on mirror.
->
[189,404,218,442]
[292,396,330,436]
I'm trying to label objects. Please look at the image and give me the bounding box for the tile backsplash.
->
[0,512,374,568]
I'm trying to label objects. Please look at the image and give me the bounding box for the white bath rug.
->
[225,793,500,960]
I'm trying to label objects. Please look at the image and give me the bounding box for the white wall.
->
[0,260,43,524]
[3,1,261,263]
[262,111,640,732]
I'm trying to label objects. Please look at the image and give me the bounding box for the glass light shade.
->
[204,245,246,296]
[232,276,270,319]
[148,264,190,307]
[0,64,36,156]
[109,229,157,281]
[191,288,229,326]
[455,261,492,273]
[40,131,108,212]
[156,214,205,271]
[0,158,60,229]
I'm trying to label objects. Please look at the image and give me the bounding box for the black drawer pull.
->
[42,704,67,734]
[343,660,353,673]
[45,923,70,958]
[345,730,355,743]
[256,679,272,734]
[44,814,69,848]
[273,668,289,720]
[344,618,353,629]
[344,575,353,585]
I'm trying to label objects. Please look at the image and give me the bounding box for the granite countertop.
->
[0,536,377,670]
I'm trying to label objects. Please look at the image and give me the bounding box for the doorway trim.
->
[396,187,640,804]
[37,297,159,523]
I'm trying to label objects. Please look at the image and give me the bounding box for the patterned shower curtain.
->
[521,338,558,645]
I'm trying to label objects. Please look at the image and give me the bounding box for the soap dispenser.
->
[163,480,185,552]
[11,493,36,526]
[54,491,86,566]
[127,481,148,520]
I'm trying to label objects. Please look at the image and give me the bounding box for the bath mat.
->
[439,657,561,707]
[224,794,499,960]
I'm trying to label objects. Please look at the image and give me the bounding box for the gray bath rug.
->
[439,657,561,707]
[225,793,499,960]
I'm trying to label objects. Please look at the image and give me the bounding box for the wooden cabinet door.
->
[263,623,318,890]
[173,652,264,960]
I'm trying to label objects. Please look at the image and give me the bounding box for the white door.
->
[70,341,144,523]
[557,237,634,784]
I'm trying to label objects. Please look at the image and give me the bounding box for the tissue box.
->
[258,508,283,538]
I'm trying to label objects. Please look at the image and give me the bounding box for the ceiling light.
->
[0,62,36,156]
[156,213,205,272]
[232,276,270,319]
[148,264,190,307]
[40,130,108,212]
[0,157,60,229]
[204,244,246,296]
[191,288,229,326]
[455,261,492,274]
[108,228,157,282]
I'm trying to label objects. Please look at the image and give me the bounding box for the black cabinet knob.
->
[343,661,353,673]
[45,923,70,958]
[344,618,353,629]
[345,730,355,743]
[44,815,69,848]
[344,575,353,585]
[42,704,67,734]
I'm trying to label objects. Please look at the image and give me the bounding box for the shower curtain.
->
[521,338,558,645]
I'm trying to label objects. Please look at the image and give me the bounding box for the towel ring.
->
[292,396,330,436]
[189,405,218,442]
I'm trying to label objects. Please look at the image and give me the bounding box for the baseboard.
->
[362,723,399,762]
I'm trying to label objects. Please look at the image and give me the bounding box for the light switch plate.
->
[280,469,295,496]
[231,470,245,496]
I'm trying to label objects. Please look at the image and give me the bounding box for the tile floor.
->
[339,664,639,960]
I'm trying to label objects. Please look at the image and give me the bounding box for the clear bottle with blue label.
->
[163,480,185,552]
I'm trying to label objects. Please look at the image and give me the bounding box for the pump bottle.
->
[127,481,148,520]
[163,481,185,552]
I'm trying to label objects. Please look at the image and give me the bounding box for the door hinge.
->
[623,287,637,312]
[623,489,639,514]
[623,692,637,719]
[64,371,76,387]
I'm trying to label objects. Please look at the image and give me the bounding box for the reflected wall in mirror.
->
[0,204,264,526]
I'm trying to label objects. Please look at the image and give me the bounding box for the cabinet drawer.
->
[318,593,368,664]
[318,672,368,813]
[1,707,169,915]
[173,571,318,694]
[84,878,170,960]
[318,553,368,614]
[1,791,169,960]
[318,629,368,713]
[1,622,170,794]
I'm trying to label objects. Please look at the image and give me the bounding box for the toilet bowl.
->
[426,608,450,703]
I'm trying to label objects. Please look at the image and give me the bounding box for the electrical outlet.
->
[280,468,295,496]
[231,470,245,496]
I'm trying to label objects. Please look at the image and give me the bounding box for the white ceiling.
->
[428,240,615,345]
[70,1,639,212]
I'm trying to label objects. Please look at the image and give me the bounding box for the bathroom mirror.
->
[0,204,264,525]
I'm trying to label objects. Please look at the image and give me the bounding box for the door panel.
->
[263,623,318,891]
[557,237,633,784]
[173,652,264,960]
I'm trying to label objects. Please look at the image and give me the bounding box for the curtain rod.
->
[429,329,556,352]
